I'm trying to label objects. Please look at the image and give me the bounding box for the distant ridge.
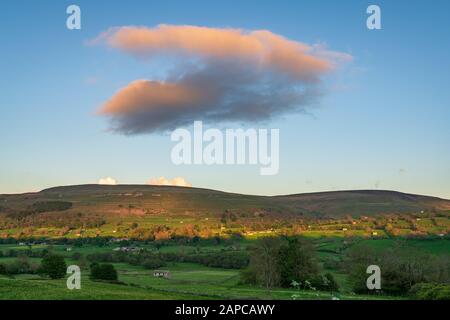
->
[33,184,450,201]
[1,184,449,218]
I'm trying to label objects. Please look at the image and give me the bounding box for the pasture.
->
[1,236,447,300]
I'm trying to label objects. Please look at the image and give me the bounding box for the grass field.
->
[0,276,197,300]
[1,237,446,300]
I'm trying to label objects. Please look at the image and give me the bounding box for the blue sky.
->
[0,0,449,198]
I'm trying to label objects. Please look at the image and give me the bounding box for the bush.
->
[39,254,67,279]
[409,283,450,300]
[90,263,118,281]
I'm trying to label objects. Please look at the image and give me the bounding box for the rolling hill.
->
[1,184,449,218]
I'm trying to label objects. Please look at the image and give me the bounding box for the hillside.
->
[275,190,450,216]
[1,185,449,218]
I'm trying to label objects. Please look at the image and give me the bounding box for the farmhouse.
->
[153,270,171,278]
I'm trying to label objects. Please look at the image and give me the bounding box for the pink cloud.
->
[93,25,352,134]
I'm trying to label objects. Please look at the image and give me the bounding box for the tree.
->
[90,263,118,281]
[277,237,319,287]
[242,236,323,291]
[246,237,282,290]
[40,254,67,279]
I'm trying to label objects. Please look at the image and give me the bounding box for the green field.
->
[1,237,447,300]
[0,276,196,300]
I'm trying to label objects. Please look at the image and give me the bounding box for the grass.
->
[353,238,450,255]
[0,237,447,300]
[0,275,197,300]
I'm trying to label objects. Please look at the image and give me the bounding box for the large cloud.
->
[94,25,351,134]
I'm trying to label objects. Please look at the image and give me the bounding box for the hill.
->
[1,184,449,218]
[275,189,450,216]
[0,185,449,239]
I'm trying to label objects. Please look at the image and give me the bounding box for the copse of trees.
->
[3,210,106,230]
[160,251,249,269]
[345,244,450,296]
[30,201,73,213]
[0,248,51,259]
[87,249,248,270]
[0,256,39,275]
[241,236,338,293]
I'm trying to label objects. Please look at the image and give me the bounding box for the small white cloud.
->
[98,177,118,185]
[147,176,192,187]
